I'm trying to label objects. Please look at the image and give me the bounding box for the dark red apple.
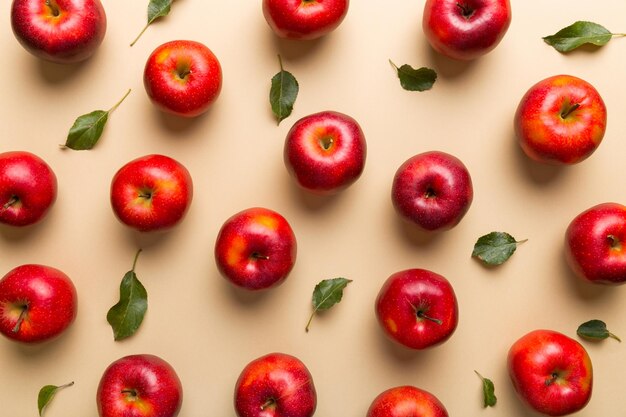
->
[367,386,449,417]
[262,0,349,40]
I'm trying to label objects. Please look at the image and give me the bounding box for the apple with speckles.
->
[367,386,449,417]
[262,0,349,40]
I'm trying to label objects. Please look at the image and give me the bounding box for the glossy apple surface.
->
[515,75,607,164]
[284,111,366,194]
[375,269,458,350]
[97,354,183,417]
[11,0,106,64]
[0,151,57,227]
[262,0,349,40]
[367,386,449,417]
[110,154,193,232]
[215,207,297,290]
[234,352,316,417]
[0,264,77,343]
[508,329,592,416]
[391,151,473,232]
[565,202,626,285]
[144,40,222,117]
[422,0,511,60]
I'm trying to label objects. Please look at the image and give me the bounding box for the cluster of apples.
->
[1,0,624,416]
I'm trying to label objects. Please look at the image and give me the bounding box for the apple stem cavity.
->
[417,310,443,325]
[456,2,474,18]
[607,235,622,251]
[2,196,19,210]
[260,398,276,410]
[121,389,138,399]
[560,103,580,119]
[545,372,560,386]
[251,252,270,260]
[12,305,28,333]
[319,136,334,151]
[45,0,61,17]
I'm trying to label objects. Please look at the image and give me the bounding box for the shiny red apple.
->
[144,40,222,118]
[0,264,77,343]
[262,0,349,40]
[11,0,107,64]
[234,352,316,417]
[515,75,607,164]
[0,151,57,227]
[215,207,297,290]
[367,386,449,417]
[375,269,458,350]
[284,111,366,194]
[110,154,193,232]
[508,329,593,416]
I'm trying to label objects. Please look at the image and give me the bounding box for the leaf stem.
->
[608,332,622,342]
[109,89,132,113]
[277,54,284,72]
[132,249,142,272]
[12,306,28,333]
[305,309,317,332]
[58,381,75,390]
[130,24,150,47]
[388,59,399,71]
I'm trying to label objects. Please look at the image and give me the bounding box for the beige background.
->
[1,0,625,416]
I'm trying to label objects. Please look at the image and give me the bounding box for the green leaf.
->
[270,55,299,125]
[472,232,527,266]
[131,0,173,46]
[389,60,437,92]
[543,21,615,52]
[107,250,147,341]
[305,278,352,332]
[577,319,621,342]
[474,371,497,408]
[38,382,74,416]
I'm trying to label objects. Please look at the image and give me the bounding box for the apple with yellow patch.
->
[215,207,297,290]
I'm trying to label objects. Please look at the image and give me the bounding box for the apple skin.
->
[284,111,366,194]
[215,207,297,290]
[565,202,626,285]
[234,352,316,417]
[508,329,593,416]
[515,75,607,165]
[110,154,193,232]
[391,151,473,232]
[97,354,183,417]
[375,269,458,350]
[144,40,222,118]
[0,264,77,343]
[367,386,449,417]
[422,0,511,61]
[0,151,57,227]
[262,0,349,40]
[11,0,107,64]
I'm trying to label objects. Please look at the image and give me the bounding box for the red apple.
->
[367,386,449,417]
[110,154,193,232]
[144,40,222,118]
[11,0,106,64]
[0,151,57,227]
[262,0,349,40]
[515,75,607,165]
[422,0,511,61]
[97,354,183,417]
[215,207,297,290]
[565,202,626,285]
[284,111,366,194]
[391,151,473,232]
[234,352,316,417]
[508,329,593,416]
[375,269,458,350]
[0,264,76,343]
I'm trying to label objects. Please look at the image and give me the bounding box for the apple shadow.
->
[393,216,444,247]
[153,106,214,135]
[511,131,566,185]
[559,249,619,302]
[220,274,287,309]
[425,42,478,80]
[285,175,344,213]
[269,32,328,61]
[371,318,436,366]
[0,216,54,244]
[36,58,93,84]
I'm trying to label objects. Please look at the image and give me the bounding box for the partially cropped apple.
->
[262,0,349,40]
[367,386,449,417]
[11,0,107,64]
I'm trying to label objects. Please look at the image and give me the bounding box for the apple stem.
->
[1,196,19,211]
[121,389,138,398]
[45,0,60,17]
[417,310,443,325]
[545,372,559,386]
[251,253,270,260]
[131,249,143,272]
[260,398,275,410]
[12,305,28,333]
[456,2,474,18]
[130,24,150,47]
[607,235,621,251]
[560,103,580,119]
[109,89,132,114]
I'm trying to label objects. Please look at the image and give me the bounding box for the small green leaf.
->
[270,55,299,125]
[306,278,352,332]
[472,232,527,266]
[389,60,437,92]
[107,250,147,341]
[577,319,621,342]
[131,0,173,46]
[474,371,496,408]
[38,382,74,416]
[543,21,618,52]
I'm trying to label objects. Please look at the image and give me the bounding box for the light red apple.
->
[565,202,626,285]
[0,151,57,227]
[284,111,366,194]
[391,151,473,232]
[215,207,297,290]
[367,386,449,417]
[422,0,511,60]
[97,354,183,417]
[11,0,107,64]
[375,269,458,350]
[144,40,222,118]
[0,264,77,343]
[508,329,593,416]
[262,0,349,40]
[234,352,316,417]
[515,74,607,164]
[110,154,193,232]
